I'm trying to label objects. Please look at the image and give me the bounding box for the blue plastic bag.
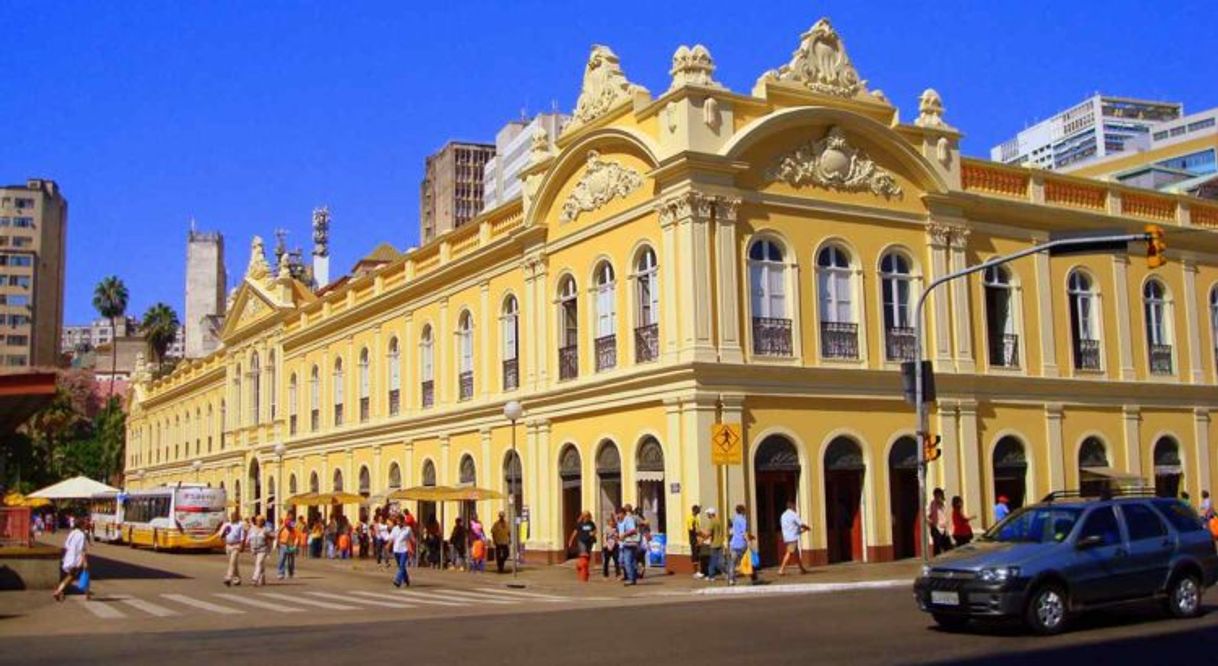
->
[74,568,90,595]
[750,549,760,569]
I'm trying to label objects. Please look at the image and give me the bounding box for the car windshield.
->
[981,506,1082,544]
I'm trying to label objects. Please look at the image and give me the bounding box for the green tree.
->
[95,397,127,485]
[141,302,180,374]
[91,276,129,399]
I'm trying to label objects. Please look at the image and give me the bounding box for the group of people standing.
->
[568,504,651,585]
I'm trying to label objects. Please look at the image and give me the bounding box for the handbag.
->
[75,568,90,595]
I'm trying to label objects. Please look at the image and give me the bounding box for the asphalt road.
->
[8,583,1218,665]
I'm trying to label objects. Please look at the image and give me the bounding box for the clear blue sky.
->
[2,1,1213,324]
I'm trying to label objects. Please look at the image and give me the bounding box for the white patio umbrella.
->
[28,475,119,500]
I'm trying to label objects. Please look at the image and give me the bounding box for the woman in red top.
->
[950,495,975,547]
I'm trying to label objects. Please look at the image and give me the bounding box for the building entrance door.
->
[888,436,918,560]
[753,435,801,568]
[559,445,582,560]
[825,437,865,564]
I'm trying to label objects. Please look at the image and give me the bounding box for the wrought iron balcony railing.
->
[459,371,474,400]
[989,333,1020,368]
[289,414,297,435]
[559,345,579,380]
[388,389,400,416]
[883,325,915,362]
[360,397,370,422]
[310,409,319,432]
[634,323,659,363]
[1074,338,1101,371]
[595,335,617,372]
[502,358,519,391]
[421,380,434,408]
[333,404,343,427]
[752,317,792,356]
[1149,344,1173,375]
[820,321,859,360]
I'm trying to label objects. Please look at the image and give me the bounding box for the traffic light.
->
[1145,224,1166,269]
[921,433,942,463]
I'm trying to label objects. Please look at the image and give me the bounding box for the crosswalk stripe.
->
[215,593,303,613]
[161,594,244,615]
[308,591,415,609]
[72,597,125,619]
[259,592,358,611]
[393,590,470,607]
[351,590,463,607]
[437,588,518,604]
[114,596,179,617]
[476,587,568,601]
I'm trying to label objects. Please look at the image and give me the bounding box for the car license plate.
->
[931,591,959,606]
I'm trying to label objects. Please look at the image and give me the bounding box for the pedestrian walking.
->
[617,506,640,586]
[469,514,487,573]
[491,511,511,574]
[308,520,323,559]
[567,510,596,582]
[700,508,724,581]
[927,488,952,555]
[388,516,414,588]
[52,514,88,602]
[777,501,810,576]
[993,495,1011,523]
[601,514,620,579]
[1201,490,1213,521]
[950,496,975,547]
[634,506,650,579]
[276,516,298,579]
[248,516,271,586]
[727,504,756,586]
[220,512,247,586]
[324,517,338,559]
[449,518,468,570]
[687,505,702,578]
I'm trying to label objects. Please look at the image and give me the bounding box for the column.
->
[664,192,717,363]
[935,402,960,497]
[1044,404,1065,491]
[480,427,493,520]
[664,397,686,553]
[1195,409,1212,496]
[402,440,415,492]
[714,197,744,363]
[1122,406,1142,476]
[1182,259,1204,384]
[439,435,451,488]
[926,224,953,368]
[531,256,550,389]
[1033,248,1059,377]
[1111,255,1136,380]
[524,420,541,551]
[658,200,680,361]
[345,337,355,427]
[957,400,982,522]
[479,281,491,397]
[535,420,553,553]
[948,228,975,373]
[680,394,719,516]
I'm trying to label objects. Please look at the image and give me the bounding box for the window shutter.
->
[769,265,786,319]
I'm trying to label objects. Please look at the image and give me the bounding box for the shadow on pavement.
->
[88,553,188,580]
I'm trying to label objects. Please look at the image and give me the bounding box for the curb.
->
[694,579,909,596]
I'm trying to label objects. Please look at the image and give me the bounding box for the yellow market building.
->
[124,18,1218,568]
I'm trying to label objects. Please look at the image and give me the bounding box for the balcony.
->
[988,333,1020,368]
[334,404,344,427]
[421,380,434,408]
[502,358,519,391]
[289,414,297,435]
[1149,344,1173,375]
[822,321,860,359]
[459,371,474,400]
[388,389,400,416]
[752,317,792,357]
[310,409,319,432]
[595,334,616,372]
[1074,338,1101,371]
[882,326,914,362]
[559,345,578,380]
[360,396,370,422]
[635,323,659,363]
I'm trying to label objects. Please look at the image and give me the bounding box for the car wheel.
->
[1165,573,1202,619]
[1025,584,1069,635]
[932,613,969,632]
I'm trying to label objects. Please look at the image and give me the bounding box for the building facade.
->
[419,142,496,244]
[185,228,227,359]
[126,20,1218,568]
[62,316,139,354]
[482,113,569,212]
[0,179,66,370]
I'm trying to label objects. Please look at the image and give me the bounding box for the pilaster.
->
[1111,255,1136,380]
[660,191,717,363]
[1033,248,1059,377]
[1045,404,1065,491]
[948,228,975,373]
[713,197,744,363]
[957,400,982,523]
[1122,406,1142,477]
[935,402,960,498]
[1195,409,1212,495]
[1181,259,1204,384]
[659,206,680,362]
[926,224,953,368]
[372,325,383,420]
[663,397,687,552]
[479,281,491,398]
[438,298,450,404]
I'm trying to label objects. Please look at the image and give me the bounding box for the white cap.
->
[705,507,717,515]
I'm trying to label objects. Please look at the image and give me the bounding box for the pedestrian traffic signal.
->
[922,433,941,463]
[1145,224,1166,269]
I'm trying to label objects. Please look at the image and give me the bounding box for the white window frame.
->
[594,262,616,339]
[749,239,787,320]
[388,338,401,392]
[458,313,474,374]
[500,297,519,362]
[634,248,659,327]
[879,252,912,329]
[816,245,852,324]
[421,326,435,382]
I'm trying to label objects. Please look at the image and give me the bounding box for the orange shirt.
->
[278,526,295,545]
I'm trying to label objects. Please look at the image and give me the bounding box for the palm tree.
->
[141,302,180,373]
[92,276,128,398]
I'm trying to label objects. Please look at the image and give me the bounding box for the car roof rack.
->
[1041,486,1157,503]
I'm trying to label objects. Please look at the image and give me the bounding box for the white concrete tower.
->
[184,225,226,358]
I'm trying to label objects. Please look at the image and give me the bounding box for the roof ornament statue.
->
[246,235,272,283]
[569,45,646,129]
[669,44,723,90]
[757,17,867,99]
[529,125,551,163]
[915,88,953,129]
[312,206,330,258]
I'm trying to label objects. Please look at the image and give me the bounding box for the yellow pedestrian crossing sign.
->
[711,423,743,465]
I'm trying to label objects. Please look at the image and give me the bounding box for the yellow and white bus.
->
[89,491,124,542]
[96,485,227,551]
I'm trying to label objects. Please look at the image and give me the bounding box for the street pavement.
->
[3,537,1217,664]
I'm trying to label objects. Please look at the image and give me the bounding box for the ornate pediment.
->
[766,126,902,199]
[758,17,867,99]
[559,150,644,223]
[669,44,723,90]
[568,45,646,130]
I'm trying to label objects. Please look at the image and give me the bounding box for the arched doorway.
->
[636,437,666,542]
[420,460,437,527]
[308,472,320,523]
[1078,436,1109,497]
[887,436,918,560]
[358,466,371,522]
[248,460,262,518]
[558,444,582,559]
[596,441,622,524]
[993,436,1028,511]
[331,469,345,519]
[503,451,523,528]
[825,436,865,564]
[1154,437,1182,498]
[458,454,477,525]
[754,435,800,567]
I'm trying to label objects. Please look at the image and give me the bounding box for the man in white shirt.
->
[778,501,810,576]
[52,515,88,601]
[220,512,247,586]
[388,516,413,588]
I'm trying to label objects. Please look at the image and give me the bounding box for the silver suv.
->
[913,493,1218,634]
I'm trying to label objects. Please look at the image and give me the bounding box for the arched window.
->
[309,365,320,431]
[422,460,436,487]
[233,364,242,428]
[880,251,914,361]
[1068,271,1101,371]
[288,373,298,434]
[219,399,226,449]
[501,296,519,390]
[1078,436,1109,497]
[594,261,617,372]
[459,454,476,485]
[634,247,660,363]
[457,311,474,400]
[308,471,319,493]
[248,352,260,424]
[268,351,277,420]
[1153,436,1183,498]
[984,265,1018,368]
[1144,279,1173,375]
[206,404,213,453]
[420,325,435,408]
[332,469,343,493]
[387,462,402,490]
[387,337,401,416]
[817,245,856,359]
[558,276,579,379]
[749,239,791,356]
[358,466,371,497]
[359,347,371,421]
[174,416,180,459]
[288,474,297,495]
[333,357,345,426]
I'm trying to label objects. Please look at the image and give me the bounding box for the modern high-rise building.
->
[991,95,1182,171]
[185,227,227,358]
[482,113,568,212]
[0,178,66,371]
[419,141,495,243]
[61,316,138,353]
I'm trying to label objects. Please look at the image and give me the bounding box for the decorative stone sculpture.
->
[767,126,902,199]
[246,235,272,282]
[529,126,551,163]
[312,206,330,257]
[559,150,644,223]
[915,88,951,129]
[757,17,867,99]
[669,44,722,90]
[569,45,646,129]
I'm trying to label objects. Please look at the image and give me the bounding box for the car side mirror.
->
[1076,535,1104,550]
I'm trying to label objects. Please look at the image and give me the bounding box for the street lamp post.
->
[191,459,202,483]
[274,441,286,528]
[503,399,524,578]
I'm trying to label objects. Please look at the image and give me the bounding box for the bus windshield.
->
[981,506,1081,544]
[174,487,226,533]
